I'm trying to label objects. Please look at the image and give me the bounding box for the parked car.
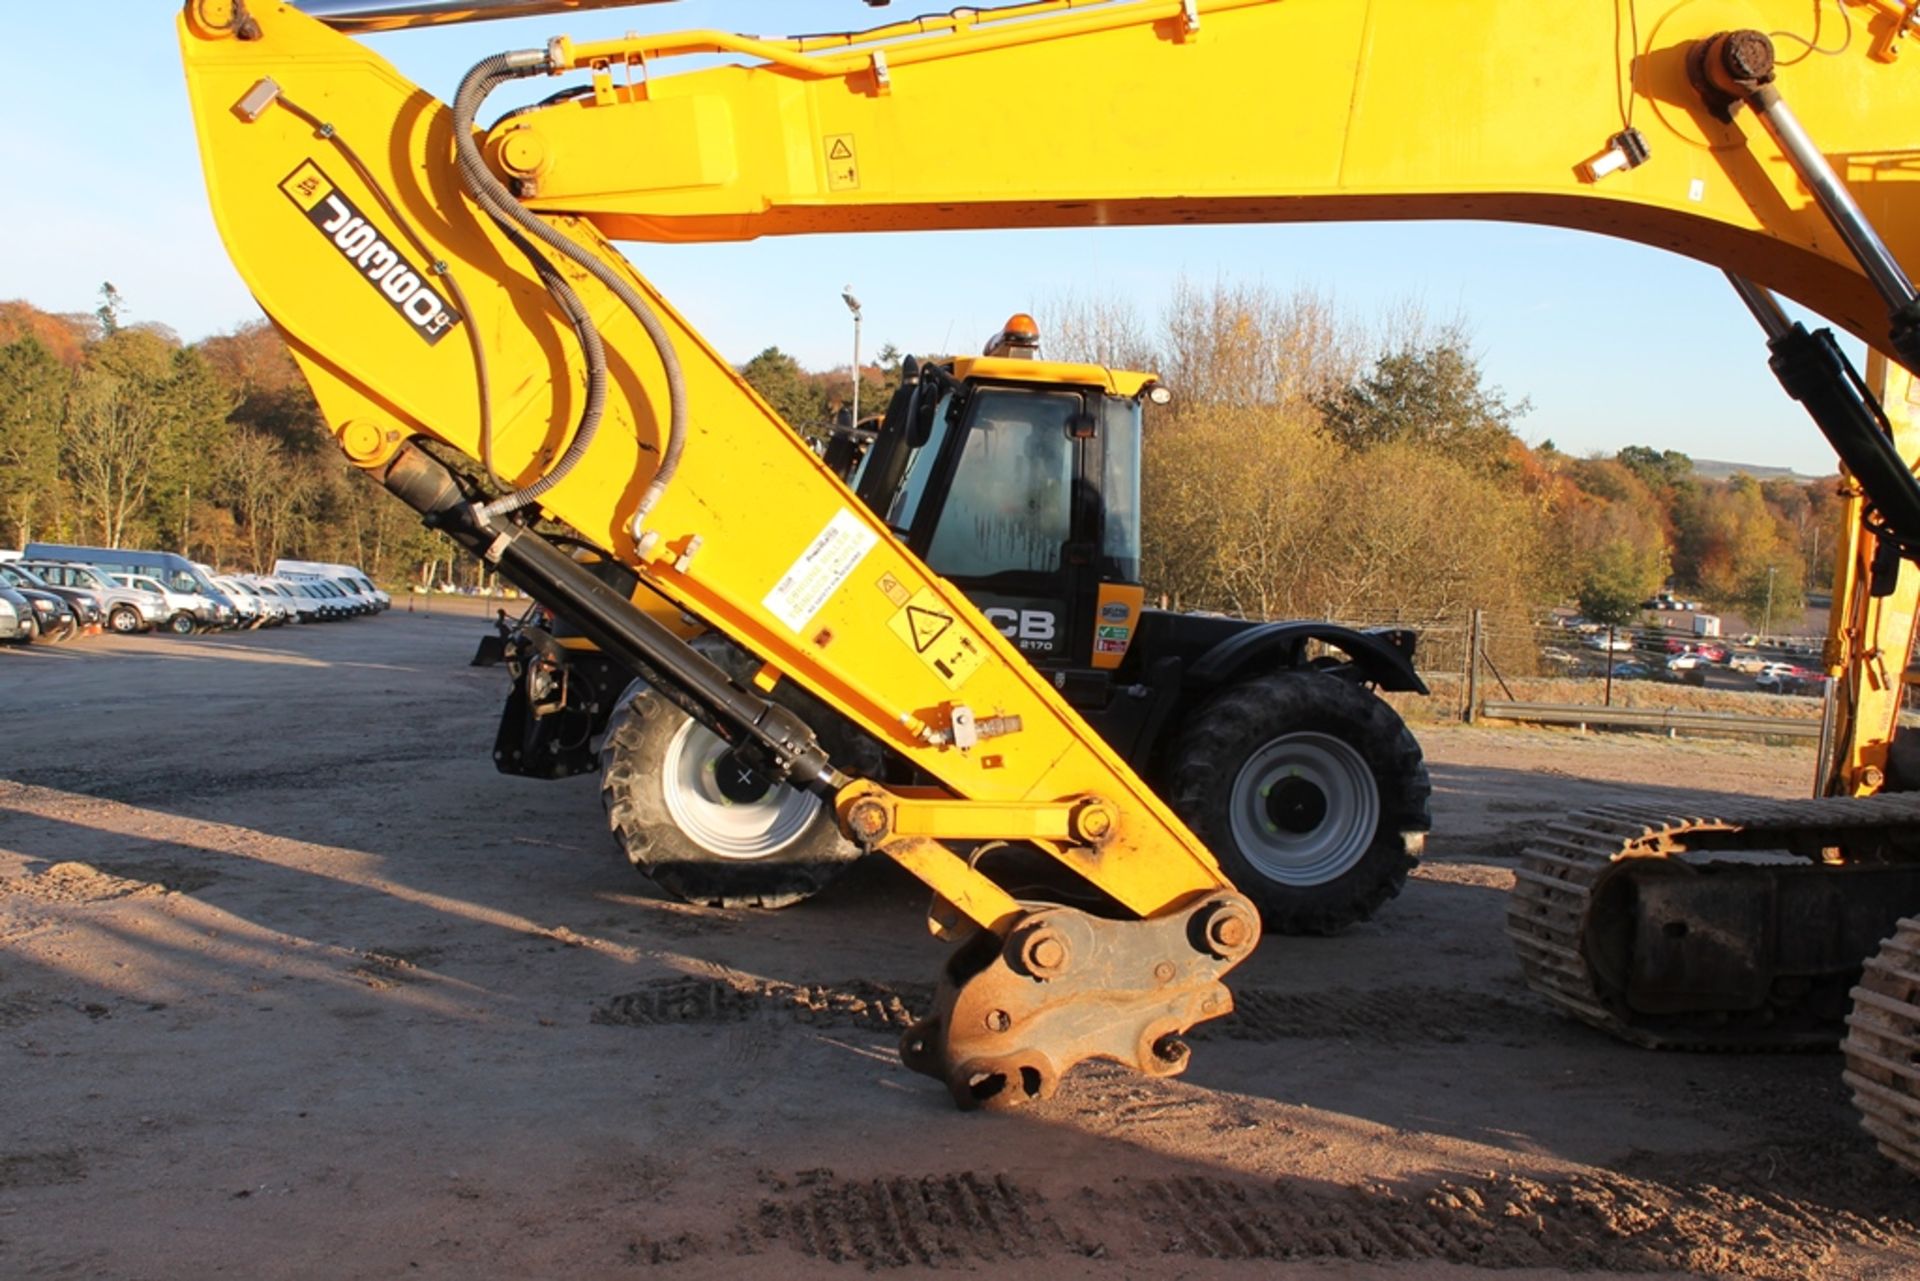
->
[249,578,313,623]
[274,559,390,612]
[0,575,75,641]
[221,577,290,626]
[1611,661,1654,680]
[1756,663,1826,695]
[1662,639,1728,663]
[1583,631,1634,652]
[257,578,322,623]
[0,586,31,643]
[0,563,100,634]
[308,580,354,620]
[24,542,237,630]
[109,572,221,635]
[21,560,167,634]
[209,575,265,628]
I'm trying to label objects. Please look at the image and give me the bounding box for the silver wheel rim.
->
[111,609,138,633]
[659,716,822,860]
[1227,731,1380,886]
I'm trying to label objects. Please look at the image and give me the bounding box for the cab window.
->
[882,391,958,533]
[1101,396,1144,582]
[925,389,1079,578]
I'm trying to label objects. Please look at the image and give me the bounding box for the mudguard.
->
[1186,622,1427,695]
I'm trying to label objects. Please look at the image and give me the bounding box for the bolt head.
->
[984,1009,1012,1033]
[1211,915,1251,950]
[1077,804,1113,840]
[846,799,889,842]
[1018,929,1070,978]
[1153,961,1176,984]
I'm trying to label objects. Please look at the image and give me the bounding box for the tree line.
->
[1034,281,1832,651]
[0,282,1841,629]
[0,292,451,585]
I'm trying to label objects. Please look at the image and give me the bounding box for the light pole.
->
[1763,564,1777,642]
[841,287,862,428]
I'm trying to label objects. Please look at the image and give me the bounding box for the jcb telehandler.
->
[491,314,1431,934]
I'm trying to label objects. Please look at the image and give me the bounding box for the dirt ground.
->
[1,614,1914,1280]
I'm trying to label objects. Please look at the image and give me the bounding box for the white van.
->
[273,559,390,612]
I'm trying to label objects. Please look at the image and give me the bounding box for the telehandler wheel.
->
[1166,671,1429,935]
[599,683,859,909]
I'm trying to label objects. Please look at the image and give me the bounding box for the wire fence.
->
[1297,603,1847,730]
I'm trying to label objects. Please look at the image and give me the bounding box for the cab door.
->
[904,384,1095,669]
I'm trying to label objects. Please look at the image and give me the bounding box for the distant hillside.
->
[1690,457,1835,484]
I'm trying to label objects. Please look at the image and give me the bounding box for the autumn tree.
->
[1616,445,1694,490]
[1316,335,1528,471]
[1162,279,1357,409]
[0,337,69,545]
[62,369,171,547]
[1040,291,1161,372]
[740,346,826,434]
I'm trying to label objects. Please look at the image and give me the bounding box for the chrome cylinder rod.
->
[294,0,671,33]
[1746,84,1920,317]
[1726,271,1795,342]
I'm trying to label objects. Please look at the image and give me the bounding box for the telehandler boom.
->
[178,0,1920,1156]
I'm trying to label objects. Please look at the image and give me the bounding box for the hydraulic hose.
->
[451,51,687,529]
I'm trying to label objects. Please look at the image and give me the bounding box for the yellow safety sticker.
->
[875,571,911,608]
[888,587,986,691]
[824,133,859,191]
[279,160,334,211]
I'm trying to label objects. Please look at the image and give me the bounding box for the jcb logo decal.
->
[280,161,460,346]
[984,607,1057,650]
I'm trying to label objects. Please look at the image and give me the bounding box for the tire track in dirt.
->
[747,1172,1076,1266]
[591,977,1556,1046]
[703,1165,1916,1276]
[0,1149,85,1191]
[592,977,930,1033]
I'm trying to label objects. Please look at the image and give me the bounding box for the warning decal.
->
[889,587,986,691]
[824,133,859,191]
[905,605,953,653]
[875,571,911,608]
[763,508,878,632]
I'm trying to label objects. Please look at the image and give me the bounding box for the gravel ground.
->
[0,615,1914,1279]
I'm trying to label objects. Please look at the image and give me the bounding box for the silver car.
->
[0,588,29,643]
[23,560,168,634]
[110,572,220,634]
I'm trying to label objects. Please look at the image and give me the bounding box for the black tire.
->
[1164,670,1430,935]
[166,612,195,636]
[108,605,142,634]
[599,681,859,908]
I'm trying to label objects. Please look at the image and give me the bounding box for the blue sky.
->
[0,1,1863,474]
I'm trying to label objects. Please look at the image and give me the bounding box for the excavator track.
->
[1843,916,1920,1178]
[1507,792,1920,1051]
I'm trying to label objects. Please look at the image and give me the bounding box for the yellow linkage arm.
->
[504,0,1920,356]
